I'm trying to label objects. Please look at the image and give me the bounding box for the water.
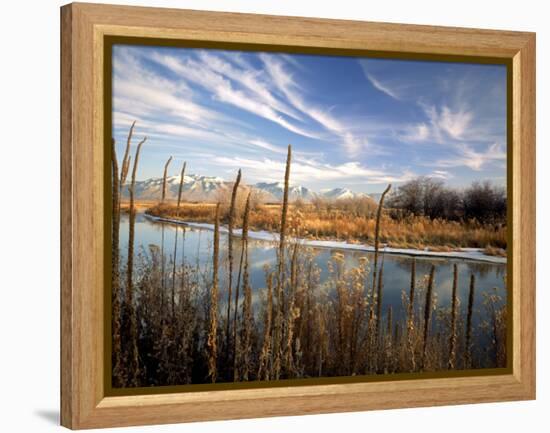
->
[119,213,507,326]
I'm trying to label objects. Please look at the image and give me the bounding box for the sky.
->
[112,44,507,193]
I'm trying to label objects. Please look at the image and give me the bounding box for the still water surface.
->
[119,213,507,326]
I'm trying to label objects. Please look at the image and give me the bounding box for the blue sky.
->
[112,45,507,193]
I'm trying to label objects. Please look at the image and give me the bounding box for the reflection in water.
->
[120,213,507,328]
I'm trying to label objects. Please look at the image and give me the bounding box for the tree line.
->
[386,177,506,224]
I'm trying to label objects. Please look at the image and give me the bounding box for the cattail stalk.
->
[171,162,186,318]
[111,139,123,385]
[120,120,135,188]
[274,145,292,380]
[371,184,391,315]
[126,135,146,386]
[226,169,242,357]
[366,184,391,371]
[383,305,394,374]
[448,264,459,369]
[408,259,417,321]
[258,273,274,380]
[161,156,173,203]
[159,156,173,317]
[421,265,435,370]
[407,259,417,372]
[207,203,221,382]
[375,255,385,341]
[178,164,188,294]
[290,242,299,292]
[284,242,299,373]
[464,274,476,369]
[241,262,253,380]
[234,192,252,380]
[305,261,313,369]
[176,162,186,210]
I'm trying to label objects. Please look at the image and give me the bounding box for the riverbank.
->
[145,213,507,264]
[144,201,507,254]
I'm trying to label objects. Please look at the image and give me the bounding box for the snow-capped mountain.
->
[320,187,369,201]
[253,182,317,202]
[123,174,229,201]
[124,175,372,203]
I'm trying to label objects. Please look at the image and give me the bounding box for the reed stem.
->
[161,156,173,203]
[126,135,146,386]
[448,264,459,369]
[120,120,135,187]
[370,184,391,320]
[258,273,274,380]
[274,145,292,380]
[111,138,123,386]
[226,169,242,372]
[465,274,476,368]
[171,162,186,318]
[207,203,221,383]
[421,265,435,370]
[233,192,252,381]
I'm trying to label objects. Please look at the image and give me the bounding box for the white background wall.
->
[0,0,546,431]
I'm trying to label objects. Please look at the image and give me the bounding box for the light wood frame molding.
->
[60,2,535,429]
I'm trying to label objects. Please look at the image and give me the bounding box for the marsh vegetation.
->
[111,125,507,388]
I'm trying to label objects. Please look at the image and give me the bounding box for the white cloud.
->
[436,142,506,171]
[261,54,368,156]
[198,51,303,121]
[397,103,475,147]
[114,79,214,124]
[422,104,474,142]
[211,155,413,186]
[247,139,287,154]
[438,106,473,139]
[112,47,327,163]
[359,60,401,100]
[150,52,319,139]
[112,113,239,149]
[112,48,220,128]
[428,170,452,180]
[400,123,431,142]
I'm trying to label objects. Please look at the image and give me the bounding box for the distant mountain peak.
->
[124,174,372,203]
[253,181,316,202]
[320,187,368,201]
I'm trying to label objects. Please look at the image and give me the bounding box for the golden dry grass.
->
[146,201,507,250]
[120,200,159,212]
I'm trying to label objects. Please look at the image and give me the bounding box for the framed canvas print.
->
[60,3,536,429]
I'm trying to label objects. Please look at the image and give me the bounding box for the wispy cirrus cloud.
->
[112,46,320,170]
[247,139,287,154]
[399,123,431,142]
[423,104,474,141]
[150,51,319,139]
[112,48,219,127]
[359,60,401,100]
[359,59,506,178]
[428,170,452,180]
[398,103,475,146]
[260,54,369,156]
[197,51,303,122]
[435,142,506,171]
[210,155,416,186]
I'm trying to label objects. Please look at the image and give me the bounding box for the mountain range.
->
[123,174,372,203]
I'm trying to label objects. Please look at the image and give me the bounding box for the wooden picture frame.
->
[60,2,536,429]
